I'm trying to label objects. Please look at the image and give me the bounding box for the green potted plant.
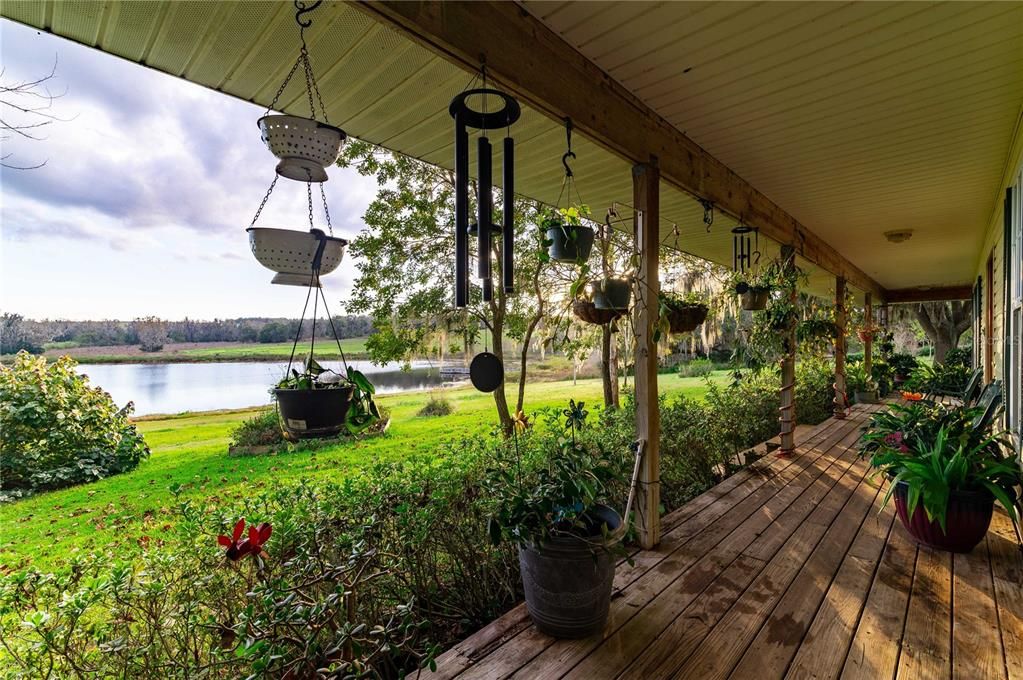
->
[542,205,595,264]
[728,266,776,311]
[274,355,379,439]
[590,277,631,311]
[862,402,1020,553]
[658,291,709,335]
[486,401,627,638]
[888,352,919,385]
[847,362,879,404]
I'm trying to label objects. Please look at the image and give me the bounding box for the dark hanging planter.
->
[274,386,355,439]
[739,287,770,311]
[591,278,631,311]
[664,303,709,334]
[518,505,621,638]
[572,299,622,325]
[547,223,595,263]
[893,481,994,553]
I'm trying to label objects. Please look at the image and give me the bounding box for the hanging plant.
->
[275,355,379,438]
[590,277,631,311]
[572,298,622,326]
[542,205,595,264]
[658,291,709,335]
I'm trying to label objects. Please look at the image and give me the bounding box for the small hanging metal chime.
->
[731,224,760,273]
[449,80,521,306]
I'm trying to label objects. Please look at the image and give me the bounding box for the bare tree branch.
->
[1,55,73,170]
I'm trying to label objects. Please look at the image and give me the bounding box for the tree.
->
[258,322,289,344]
[338,140,556,432]
[0,313,43,355]
[133,317,168,353]
[1,58,71,170]
[908,301,972,365]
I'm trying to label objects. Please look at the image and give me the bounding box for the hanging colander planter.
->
[258,115,346,183]
[247,227,347,286]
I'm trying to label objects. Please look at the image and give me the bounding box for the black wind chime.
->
[731,224,760,278]
[449,70,521,392]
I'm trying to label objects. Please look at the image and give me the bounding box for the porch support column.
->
[779,244,797,456]
[633,160,661,549]
[864,292,874,376]
[834,277,848,418]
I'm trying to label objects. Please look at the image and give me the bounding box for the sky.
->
[0,19,380,321]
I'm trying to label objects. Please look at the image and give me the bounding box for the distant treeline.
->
[1,313,374,353]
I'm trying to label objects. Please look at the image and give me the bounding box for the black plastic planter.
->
[274,386,354,439]
[893,481,994,553]
[592,278,631,311]
[518,505,622,638]
[740,288,770,310]
[547,224,595,263]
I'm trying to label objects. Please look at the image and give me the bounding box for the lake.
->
[79,360,456,416]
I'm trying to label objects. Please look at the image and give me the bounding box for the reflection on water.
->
[78,360,451,416]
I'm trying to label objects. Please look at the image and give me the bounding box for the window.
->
[1009,170,1022,451]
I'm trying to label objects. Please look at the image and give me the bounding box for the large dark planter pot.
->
[547,224,595,263]
[893,481,994,553]
[274,386,354,439]
[665,304,708,334]
[592,278,631,311]
[572,299,622,325]
[740,288,770,311]
[518,505,622,638]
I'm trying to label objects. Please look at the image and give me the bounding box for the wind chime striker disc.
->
[470,352,504,393]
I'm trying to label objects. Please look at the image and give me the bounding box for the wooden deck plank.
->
[989,511,1023,680]
[840,522,918,680]
[953,537,1007,680]
[779,501,896,680]
[624,443,879,680]
[543,413,871,680]
[895,545,953,680]
[663,450,880,679]
[500,414,868,680]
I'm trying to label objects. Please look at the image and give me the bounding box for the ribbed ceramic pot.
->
[893,481,994,553]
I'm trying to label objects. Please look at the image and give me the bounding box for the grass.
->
[0,371,729,571]
[2,338,371,364]
[176,338,368,361]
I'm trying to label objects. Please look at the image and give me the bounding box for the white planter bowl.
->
[247,227,347,287]
[257,114,346,183]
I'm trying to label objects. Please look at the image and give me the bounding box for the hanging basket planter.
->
[546,223,595,263]
[572,299,622,325]
[274,384,355,439]
[258,115,346,183]
[591,278,631,311]
[247,227,348,286]
[663,302,709,334]
[739,288,770,311]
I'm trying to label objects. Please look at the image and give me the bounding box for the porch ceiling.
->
[523,1,1023,291]
[5,3,1017,300]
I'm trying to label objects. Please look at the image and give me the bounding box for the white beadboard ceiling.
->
[3,1,1020,300]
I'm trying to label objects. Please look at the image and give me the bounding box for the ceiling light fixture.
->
[884,229,913,243]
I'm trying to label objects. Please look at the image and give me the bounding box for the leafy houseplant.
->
[862,402,1020,553]
[658,291,710,335]
[486,401,627,638]
[542,205,595,264]
[847,362,879,403]
[590,277,631,311]
[274,355,379,438]
[888,352,919,382]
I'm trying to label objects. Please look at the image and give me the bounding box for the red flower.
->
[217,518,272,561]
[883,431,910,453]
[901,391,923,401]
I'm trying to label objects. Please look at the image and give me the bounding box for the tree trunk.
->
[912,301,972,364]
[601,323,614,408]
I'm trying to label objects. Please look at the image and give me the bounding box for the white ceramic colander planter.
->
[247,227,347,286]
[258,115,346,183]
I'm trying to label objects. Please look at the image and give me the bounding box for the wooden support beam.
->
[633,160,661,549]
[834,277,848,419]
[356,0,886,301]
[884,286,973,303]
[864,292,874,378]
[779,245,797,456]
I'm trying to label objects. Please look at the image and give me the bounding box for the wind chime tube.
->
[733,233,738,272]
[454,115,469,307]
[502,136,515,293]
[477,136,493,285]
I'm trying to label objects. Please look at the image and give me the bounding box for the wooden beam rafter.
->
[884,286,973,303]
[355,0,886,300]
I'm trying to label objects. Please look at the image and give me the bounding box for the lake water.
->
[78,360,454,416]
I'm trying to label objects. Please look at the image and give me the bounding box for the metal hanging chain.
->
[306,179,316,230]
[285,277,317,375]
[316,283,351,373]
[264,0,329,122]
[249,175,280,227]
[319,183,333,235]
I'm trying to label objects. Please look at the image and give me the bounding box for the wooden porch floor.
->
[432,404,1023,680]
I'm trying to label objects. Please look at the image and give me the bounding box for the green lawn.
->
[176,338,368,360]
[0,372,728,571]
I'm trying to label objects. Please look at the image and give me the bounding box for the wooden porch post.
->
[779,244,797,456]
[834,277,848,418]
[864,292,874,376]
[633,160,660,549]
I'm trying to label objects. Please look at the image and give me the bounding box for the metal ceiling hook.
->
[562,118,576,177]
[294,0,322,28]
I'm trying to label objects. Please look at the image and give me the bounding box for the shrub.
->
[677,358,715,378]
[795,359,836,425]
[229,408,285,448]
[0,353,149,499]
[944,346,971,368]
[417,395,454,417]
